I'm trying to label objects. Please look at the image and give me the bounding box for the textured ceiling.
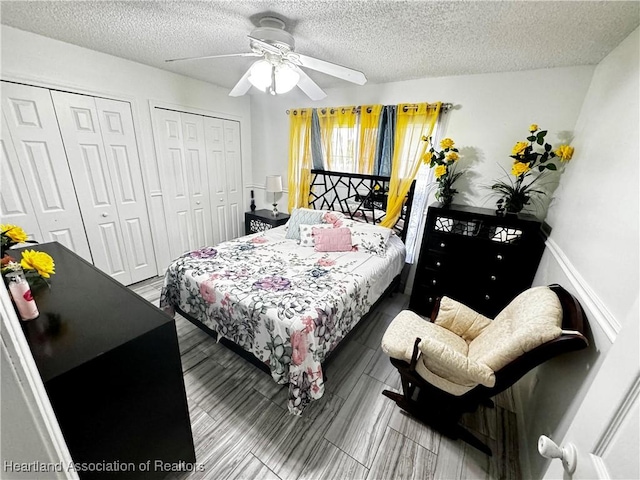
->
[1,1,638,92]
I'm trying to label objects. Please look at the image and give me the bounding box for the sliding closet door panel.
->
[0,82,91,261]
[0,112,43,241]
[223,120,243,240]
[154,108,192,258]
[181,113,212,249]
[203,117,227,244]
[51,91,132,285]
[95,98,156,283]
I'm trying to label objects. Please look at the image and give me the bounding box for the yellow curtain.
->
[317,106,358,172]
[287,108,313,212]
[381,102,442,228]
[358,104,383,174]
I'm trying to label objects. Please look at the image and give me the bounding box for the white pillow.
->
[342,220,392,257]
[299,223,333,247]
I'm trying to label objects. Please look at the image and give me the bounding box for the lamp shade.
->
[265,175,283,193]
[248,60,272,92]
[248,60,300,95]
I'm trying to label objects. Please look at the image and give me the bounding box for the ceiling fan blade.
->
[228,68,253,97]
[289,53,367,85]
[292,66,327,101]
[165,52,261,63]
[248,35,283,55]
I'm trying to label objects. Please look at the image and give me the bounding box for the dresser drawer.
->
[421,252,449,271]
[409,283,443,317]
[426,234,459,253]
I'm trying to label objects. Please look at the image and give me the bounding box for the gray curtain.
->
[374,105,396,176]
[310,109,324,170]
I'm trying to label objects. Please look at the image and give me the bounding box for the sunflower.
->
[555,145,575,161]
[511,161,531,177]
[434,165,447,179]
[20,250,56,278]
[1,224,28,244]
[439,138,455,149]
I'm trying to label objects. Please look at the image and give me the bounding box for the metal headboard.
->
[308,169,415,241]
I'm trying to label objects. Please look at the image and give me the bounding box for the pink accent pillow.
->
[313,227,353,252]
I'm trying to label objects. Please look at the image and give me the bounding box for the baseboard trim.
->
[545,238,619,343]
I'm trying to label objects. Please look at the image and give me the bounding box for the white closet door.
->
[223,120,243,240]
[204,118,243,243]
[95,98,156,283]
[0,111,43,242]
[0,82,92,261]
[154,108,192,259]
[204,117,227,245]
[51,91,132,285]
[180,113,213,249]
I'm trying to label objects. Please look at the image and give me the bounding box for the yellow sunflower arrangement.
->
[491,125,575,214]
[423,137,463,206]
[1,224,55,288]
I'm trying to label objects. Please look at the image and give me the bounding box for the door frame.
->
[1,284,78,479]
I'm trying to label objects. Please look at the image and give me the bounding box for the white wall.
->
[520,27,639,478]
[250,63,595,294]
[249,65,594,213]
[0,26,253,272]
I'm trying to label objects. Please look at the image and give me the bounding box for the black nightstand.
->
[245,209,290,235]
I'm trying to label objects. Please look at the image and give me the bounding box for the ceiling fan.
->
[165,16,367,101]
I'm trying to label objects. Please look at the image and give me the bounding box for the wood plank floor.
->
[131,277,521,480]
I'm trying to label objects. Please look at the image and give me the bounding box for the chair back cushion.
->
[468,286,562,371]
[435,297,492,342]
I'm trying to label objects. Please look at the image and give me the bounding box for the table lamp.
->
[265,175,283,217]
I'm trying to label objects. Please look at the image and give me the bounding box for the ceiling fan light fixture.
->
[248,59,300,95]
[274,63,300,94]
[248,59,272,91]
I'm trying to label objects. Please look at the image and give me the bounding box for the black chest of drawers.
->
[409,204,548,318]
[16,242,195,479]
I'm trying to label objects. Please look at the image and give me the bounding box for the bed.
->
[161,171,415,414]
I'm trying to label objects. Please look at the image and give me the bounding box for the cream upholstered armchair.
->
[381,284,588,455]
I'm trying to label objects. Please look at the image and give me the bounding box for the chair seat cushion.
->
[417,336,496,390]
[381,310,468,363]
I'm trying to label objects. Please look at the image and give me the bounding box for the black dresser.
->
[410,204,548,318]
[17,242,195,479]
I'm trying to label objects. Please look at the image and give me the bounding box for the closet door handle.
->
[101,213,108,218]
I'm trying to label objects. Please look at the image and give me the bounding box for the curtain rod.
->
[287,103,453,115]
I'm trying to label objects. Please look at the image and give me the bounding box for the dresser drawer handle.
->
[432,279,437,286]
[428,297,433,303]
[485,294,491,301]
[496,254,503,261]
[490,275,497,281]
[435,261,441,267]
[440,242,446,248]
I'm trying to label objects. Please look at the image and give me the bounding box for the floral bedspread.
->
[160,226,405,414]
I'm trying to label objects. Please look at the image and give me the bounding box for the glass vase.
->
[5,269,39,321]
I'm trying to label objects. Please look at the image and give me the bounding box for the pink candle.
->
[6,271,39,321]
